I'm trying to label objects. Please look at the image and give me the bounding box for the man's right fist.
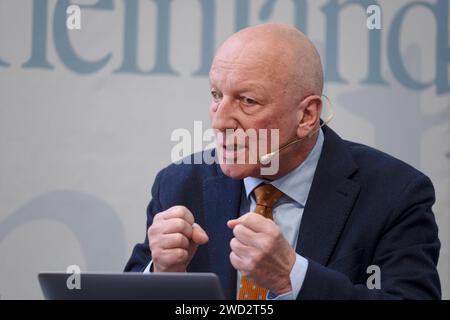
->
[148,205,209,272]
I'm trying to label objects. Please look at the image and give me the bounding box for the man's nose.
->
[210,97,238,131]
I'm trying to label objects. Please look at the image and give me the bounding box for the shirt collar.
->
[243,128,324,207]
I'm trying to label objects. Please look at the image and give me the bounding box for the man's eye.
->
[211,91,222,102]
[241,97,257,106]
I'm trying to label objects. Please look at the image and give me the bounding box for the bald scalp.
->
[212,23,324,100]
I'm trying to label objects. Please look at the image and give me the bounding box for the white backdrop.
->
[0,0,449,299]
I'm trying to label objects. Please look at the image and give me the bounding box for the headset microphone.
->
[259,95,334,165]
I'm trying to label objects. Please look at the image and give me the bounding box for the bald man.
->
[125,24,441,300]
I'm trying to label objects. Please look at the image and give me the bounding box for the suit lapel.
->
[296,126,360,266]
[201,126,359,297]
[203,170,242,300]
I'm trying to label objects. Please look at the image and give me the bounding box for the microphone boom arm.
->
[259,94,335,164]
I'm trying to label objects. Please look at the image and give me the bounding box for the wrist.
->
[153,264,186,273]
[272,277,293,295]
[271,249,296,295]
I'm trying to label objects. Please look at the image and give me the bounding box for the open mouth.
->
[220,144,246,159]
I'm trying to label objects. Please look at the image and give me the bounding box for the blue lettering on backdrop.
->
[113,0,142,74]
[148,0,178,75]
[192,0,216,76]
[338,45,450,169]
[22,0,114,73]
[321,0,387,85]
[194,0,283,76]
[7,0,450,94]
[113,0,178,75]
[22,0,54,69]
[388,0,450,94]
[293,0,308,36]
[235,0,251,33]
[0,58,9,68]
[54,0,113,74]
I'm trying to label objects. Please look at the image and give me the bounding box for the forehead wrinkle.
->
[210,57,280,89]
[209,65,275,98]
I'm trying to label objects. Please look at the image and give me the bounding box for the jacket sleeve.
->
[297,174,441,300]
[123,169,164,272]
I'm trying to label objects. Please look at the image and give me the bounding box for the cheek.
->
[254,113,292,141]
[241,113,273,131]
[257,104,288,128]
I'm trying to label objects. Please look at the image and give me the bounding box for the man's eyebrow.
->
[208,75,267,93]
[208,75,218,87]
[209,81,218,89]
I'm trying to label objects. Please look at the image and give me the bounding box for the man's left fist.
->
[227,212,296,295]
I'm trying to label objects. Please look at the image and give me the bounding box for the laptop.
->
[38,272,225,300]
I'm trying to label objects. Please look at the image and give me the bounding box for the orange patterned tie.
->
[238,183,284,300]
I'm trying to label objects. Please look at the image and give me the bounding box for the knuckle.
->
[230,238,239,251]
[229,252,238,268]
[175,248,188,263]
[246,260,256,272]
[148,223,159,237]
[166,218,183,234]
[173,205,187,216]
[230,252,243,271]
[271,225,282,238]
[153,212,163,221]
[174,218,185,231]
[148,237,156,249]
[260,239,272,253]
[151,248,162,262]
[172,205,183,212]
[248,214,259,224]
[148,226,154,237]
[252,251,263,263]
[148,233,161,250]
[161,235,171,248]
[233,224,242,236]
[175,233,186,247]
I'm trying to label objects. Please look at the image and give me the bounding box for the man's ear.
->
[296,95,323,139]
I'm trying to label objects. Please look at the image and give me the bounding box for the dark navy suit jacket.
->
[124,126,441,299]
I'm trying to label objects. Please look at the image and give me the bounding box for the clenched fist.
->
[148,205,208,272]
[227,212,296,295]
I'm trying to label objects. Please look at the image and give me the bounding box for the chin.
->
[218,163,260,180]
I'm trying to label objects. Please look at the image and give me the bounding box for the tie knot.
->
[253,184,284,217]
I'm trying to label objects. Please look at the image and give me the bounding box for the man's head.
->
[209,23,324,180]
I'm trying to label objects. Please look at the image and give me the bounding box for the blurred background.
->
[0,0,449,299]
